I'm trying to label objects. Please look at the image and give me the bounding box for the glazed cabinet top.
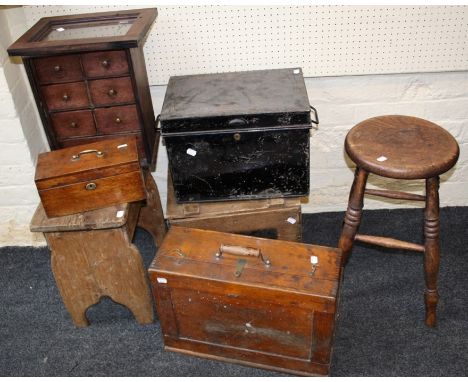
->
[7,8,157,57]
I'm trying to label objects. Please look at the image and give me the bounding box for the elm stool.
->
[30,174,167,327]
[338,115,459,327]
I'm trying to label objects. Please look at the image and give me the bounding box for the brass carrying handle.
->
[71,149,104,161]
[216,244,271,266]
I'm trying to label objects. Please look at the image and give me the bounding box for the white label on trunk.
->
[116,210,125,218]
[310,255,319,264]
[287,217,297,224]
[293,68,300,74]
[377,156,388,162]
[157,277,168,284]
[186,148,197,156]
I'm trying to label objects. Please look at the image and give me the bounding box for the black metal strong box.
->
[160,68,318,203]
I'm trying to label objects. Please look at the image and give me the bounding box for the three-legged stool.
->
[338,115,459,327]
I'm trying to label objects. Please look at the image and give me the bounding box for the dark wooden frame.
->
[7,8,157,56]
[7,8,159,170]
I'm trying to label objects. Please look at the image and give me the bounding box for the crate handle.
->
[216,244,271,267]
[71,149,104,161]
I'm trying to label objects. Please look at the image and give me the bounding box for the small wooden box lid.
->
[35,136,140,190]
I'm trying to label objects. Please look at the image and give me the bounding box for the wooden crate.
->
[149,227,342,376]
[167,176,303,242]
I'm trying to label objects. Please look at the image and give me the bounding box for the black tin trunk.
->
[160,68,316,203]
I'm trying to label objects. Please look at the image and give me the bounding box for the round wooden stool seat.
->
[345,115,459,179]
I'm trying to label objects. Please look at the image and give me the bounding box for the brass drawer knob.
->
[233,133,241,141]
[62,93,69,101]
[54,65,61,72]
[115,117,122,124]
[101,59,110,68]
[69,121,78,128]
[108,88,116,97]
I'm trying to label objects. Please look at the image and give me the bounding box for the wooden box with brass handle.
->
[148,226,342,376]
[35,136,146,217]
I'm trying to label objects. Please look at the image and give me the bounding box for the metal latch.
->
[235,259,247,277]
[310,255,319,276]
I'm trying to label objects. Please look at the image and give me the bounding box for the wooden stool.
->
[138,170,168,247]
[167,175,303,242]
[30,201,161,327]
[338,115,459,327]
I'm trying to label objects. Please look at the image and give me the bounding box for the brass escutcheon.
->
[85,182,97,191]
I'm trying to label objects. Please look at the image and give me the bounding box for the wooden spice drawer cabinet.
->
[8,8,158,170]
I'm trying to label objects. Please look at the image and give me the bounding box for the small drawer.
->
[95,105,140,135]
[34,54,83,84]
[42,82,89,111]
[82,50,129,78]
[50,110,96,140]
[88,77,134,107]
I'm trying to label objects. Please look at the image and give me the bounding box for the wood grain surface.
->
[345,115,459,179]
[149,226,342,376]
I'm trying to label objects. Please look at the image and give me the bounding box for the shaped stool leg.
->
[138,170,167,247]
[338,168,368,266]
[424,176,440,327]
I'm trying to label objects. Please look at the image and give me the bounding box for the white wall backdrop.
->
[0,5,467,245]
[24,5,468,84]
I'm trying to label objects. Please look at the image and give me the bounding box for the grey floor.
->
[0,207,467,376]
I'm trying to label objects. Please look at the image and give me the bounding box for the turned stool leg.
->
[424,176,440,327]
[338,168,368,266]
